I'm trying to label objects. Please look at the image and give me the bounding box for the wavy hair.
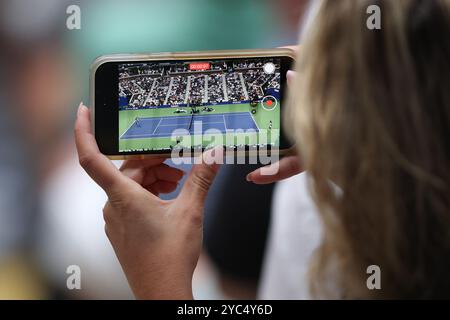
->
[288,0,450,298]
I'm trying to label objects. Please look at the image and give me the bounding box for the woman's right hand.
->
[246,154,302,184]
[246,66,303,184]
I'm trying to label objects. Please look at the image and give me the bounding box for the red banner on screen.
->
[189,62,211,71]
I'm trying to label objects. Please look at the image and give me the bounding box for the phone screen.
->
[117,57,282,154]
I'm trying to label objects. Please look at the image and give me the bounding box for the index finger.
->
[246,155,302,184]
[74,103,126,194]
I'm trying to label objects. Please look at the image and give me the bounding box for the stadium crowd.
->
[118,59,280,109]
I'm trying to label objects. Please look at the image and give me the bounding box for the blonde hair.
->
[288,0,450,298]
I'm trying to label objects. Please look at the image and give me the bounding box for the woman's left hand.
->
[75,103,221,299]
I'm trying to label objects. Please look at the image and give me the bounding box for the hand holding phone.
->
[75,104,222,299]
[76,46,302,299]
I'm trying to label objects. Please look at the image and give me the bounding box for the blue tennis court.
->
[120,112,259,140]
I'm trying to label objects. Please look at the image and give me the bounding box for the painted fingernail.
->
[77,102,85,116]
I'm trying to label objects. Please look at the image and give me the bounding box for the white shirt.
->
[258,173,322,299]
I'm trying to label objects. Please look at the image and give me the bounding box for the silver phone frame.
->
[90,48,296,160]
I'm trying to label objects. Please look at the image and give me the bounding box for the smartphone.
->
[91,48,295,159]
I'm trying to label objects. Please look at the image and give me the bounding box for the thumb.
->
[287,70,296,87]
[177,148,222,208]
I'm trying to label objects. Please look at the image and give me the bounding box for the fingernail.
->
[287,70,295,85]
[203,149,213,164]
[203,146,224,167]
[246,173,252,182]
[77,102,85,116]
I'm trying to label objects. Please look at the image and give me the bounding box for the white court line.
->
[121,112,252,139]
[222,112,260,131]
[247,111,260,131]
[122,133,188,139]
[190,121,225,126]
[223,114,228,132]
[156,122,190,127]
[122,121,228,139]
[157,121,224,127]
[120,117,160,139]
[120,119,139,139]
[152,118,163,134]
[135,113,230,122]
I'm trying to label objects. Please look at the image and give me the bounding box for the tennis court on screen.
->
[120,111,259,140]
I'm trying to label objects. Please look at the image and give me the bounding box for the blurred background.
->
[0,0,308,299]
